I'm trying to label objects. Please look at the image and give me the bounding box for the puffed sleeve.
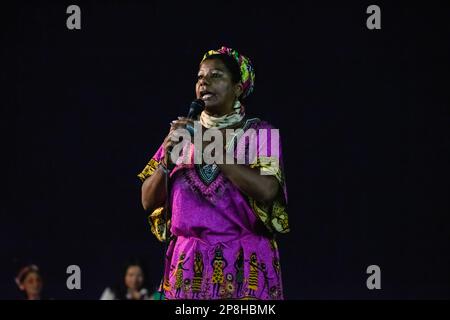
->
[238,120,290,234]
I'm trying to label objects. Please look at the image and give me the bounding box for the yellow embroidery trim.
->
[148,207,170,242]
[137,158,170,242]
[137,158,160,182]
[248,156,290,234]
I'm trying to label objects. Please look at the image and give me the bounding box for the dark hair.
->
[202,54,241,84]
[111,258,149,300]
[15,265,41,287]
[15,265,43,299]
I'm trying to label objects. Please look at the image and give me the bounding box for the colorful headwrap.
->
[201,46,255,99]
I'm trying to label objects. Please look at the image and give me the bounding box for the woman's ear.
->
[234,83,243,98]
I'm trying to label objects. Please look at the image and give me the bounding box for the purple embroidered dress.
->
[138,118,289,300]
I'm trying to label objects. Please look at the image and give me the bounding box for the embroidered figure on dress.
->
[192,251,204,299]
[174,253,189,298]
[248,252,259,297]
[234,248,245,298]
[211,246,228,297]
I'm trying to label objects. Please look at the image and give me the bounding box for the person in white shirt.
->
[100,259,154,300]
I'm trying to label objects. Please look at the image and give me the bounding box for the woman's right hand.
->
[162,127,177,167]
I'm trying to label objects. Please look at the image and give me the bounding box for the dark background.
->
[1,1,449,299]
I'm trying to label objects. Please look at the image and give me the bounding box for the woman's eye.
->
[212,73,221,78]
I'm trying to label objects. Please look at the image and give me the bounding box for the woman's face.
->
[196,59,242,116]
[124,265,144,291]
[21,272,42,299]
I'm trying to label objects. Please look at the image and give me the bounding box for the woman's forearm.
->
[141,166,167,212]
[217,163,279,203]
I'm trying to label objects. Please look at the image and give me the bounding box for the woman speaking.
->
[138,47,289,300]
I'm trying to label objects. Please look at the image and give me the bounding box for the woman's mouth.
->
[200,91,216,101]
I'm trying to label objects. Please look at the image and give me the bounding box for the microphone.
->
[187,99,205,120]
[185,99,205,136]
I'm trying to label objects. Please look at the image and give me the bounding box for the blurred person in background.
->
[100,258,157,300]
[15,264,44,300]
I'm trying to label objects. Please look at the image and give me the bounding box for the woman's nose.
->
[199,75,210,85]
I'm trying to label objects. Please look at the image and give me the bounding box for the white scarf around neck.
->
[200,100,244,129]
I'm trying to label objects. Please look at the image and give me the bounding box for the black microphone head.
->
[187,99,205,119]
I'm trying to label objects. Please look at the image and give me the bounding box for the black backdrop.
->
[1,1,449,299]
